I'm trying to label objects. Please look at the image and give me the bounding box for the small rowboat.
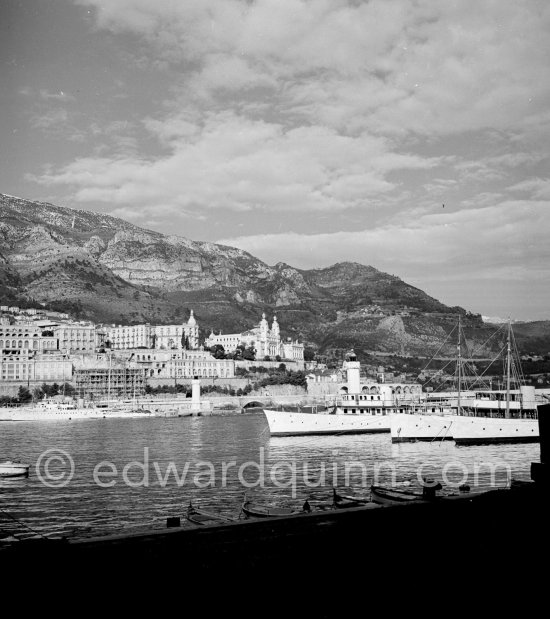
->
[332,488,371,509]
[0,461,30,478]
[370,483,442,505]
[241,499,309,518]
[186,502,237,526]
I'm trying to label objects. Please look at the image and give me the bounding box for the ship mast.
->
[457,315,462,416]
[107,350,112,405]
[505,319,511,419]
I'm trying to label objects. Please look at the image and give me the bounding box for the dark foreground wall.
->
[5,483,548,606]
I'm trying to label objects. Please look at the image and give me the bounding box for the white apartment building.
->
[133,349,235,379]
[107,324,153,349]
[54,323,99,352]
[0,322,57,352]
[107,311,199,351]
[0,350,72,384]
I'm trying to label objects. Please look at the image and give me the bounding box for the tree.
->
[63,383,75,396]
[304,347,316,362]
[242,346,256,361]
[17,386,32,403]
[210,344,226,359]
[232,345,245,360]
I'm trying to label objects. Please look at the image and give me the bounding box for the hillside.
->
[0,192,499,357]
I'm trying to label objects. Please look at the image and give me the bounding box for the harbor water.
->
[0,411,539,540]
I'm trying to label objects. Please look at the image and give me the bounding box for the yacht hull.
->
[390,413,454,442]
[263,409,390,436]
[451,416,539,445]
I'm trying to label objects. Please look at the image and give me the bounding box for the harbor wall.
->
[4,484,547,603]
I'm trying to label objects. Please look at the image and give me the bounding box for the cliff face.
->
[0,192,488,355]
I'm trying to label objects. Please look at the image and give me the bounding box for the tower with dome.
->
[153,310,199,350]
[205,313,304,361]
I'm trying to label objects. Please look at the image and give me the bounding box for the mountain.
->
[0,192,499,358]
[509,321,550,356]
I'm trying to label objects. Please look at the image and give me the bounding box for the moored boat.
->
[390,319,540,444]
[0,397,155,421]
[0,460,30,478]
[442,321,540,445]
[264,350,425,437]
[370,482,442,505]
[451,409,539,445]
[332,488,371,509]
[241,499,309,518]
[370,485,424,505]
[185,502,237,526]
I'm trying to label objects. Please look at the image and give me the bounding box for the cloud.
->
[32,112,443,212]
[30,108,70,130]
[32,1,546,219]
[218,200,550,279]
[77,0,550,135]
[507,178,550,200]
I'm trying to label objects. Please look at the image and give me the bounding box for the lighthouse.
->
[344,350,361,394]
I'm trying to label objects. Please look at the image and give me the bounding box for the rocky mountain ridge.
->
[0,192,510,358]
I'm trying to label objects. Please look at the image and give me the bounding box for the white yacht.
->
[391,320,540,444]
[451,386,539,445]
[264,351,432,437]
[0,397,153,421]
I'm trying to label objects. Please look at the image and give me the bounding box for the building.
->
[0,350,72,384]
[0,322,58,352]
[74,367,145,399]
[107,311,199,351]
[153,311,199,350]
[205,314,304,361]
[107,323,153,349]
[54,323,99,352]
[132,349,235,379]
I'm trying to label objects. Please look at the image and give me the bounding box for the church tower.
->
[184,309,199,349]
[271,315,280,338]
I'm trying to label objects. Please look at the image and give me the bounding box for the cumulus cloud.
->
[218,199,550,293]
[37,0,547,217]
[33,112,443,211]
[76,0,550,134]
[507,178,550,200]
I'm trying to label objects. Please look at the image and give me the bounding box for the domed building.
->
[205,313,304,361]
[153,310,199,350]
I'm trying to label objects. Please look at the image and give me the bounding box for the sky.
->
[1,0,550,321]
